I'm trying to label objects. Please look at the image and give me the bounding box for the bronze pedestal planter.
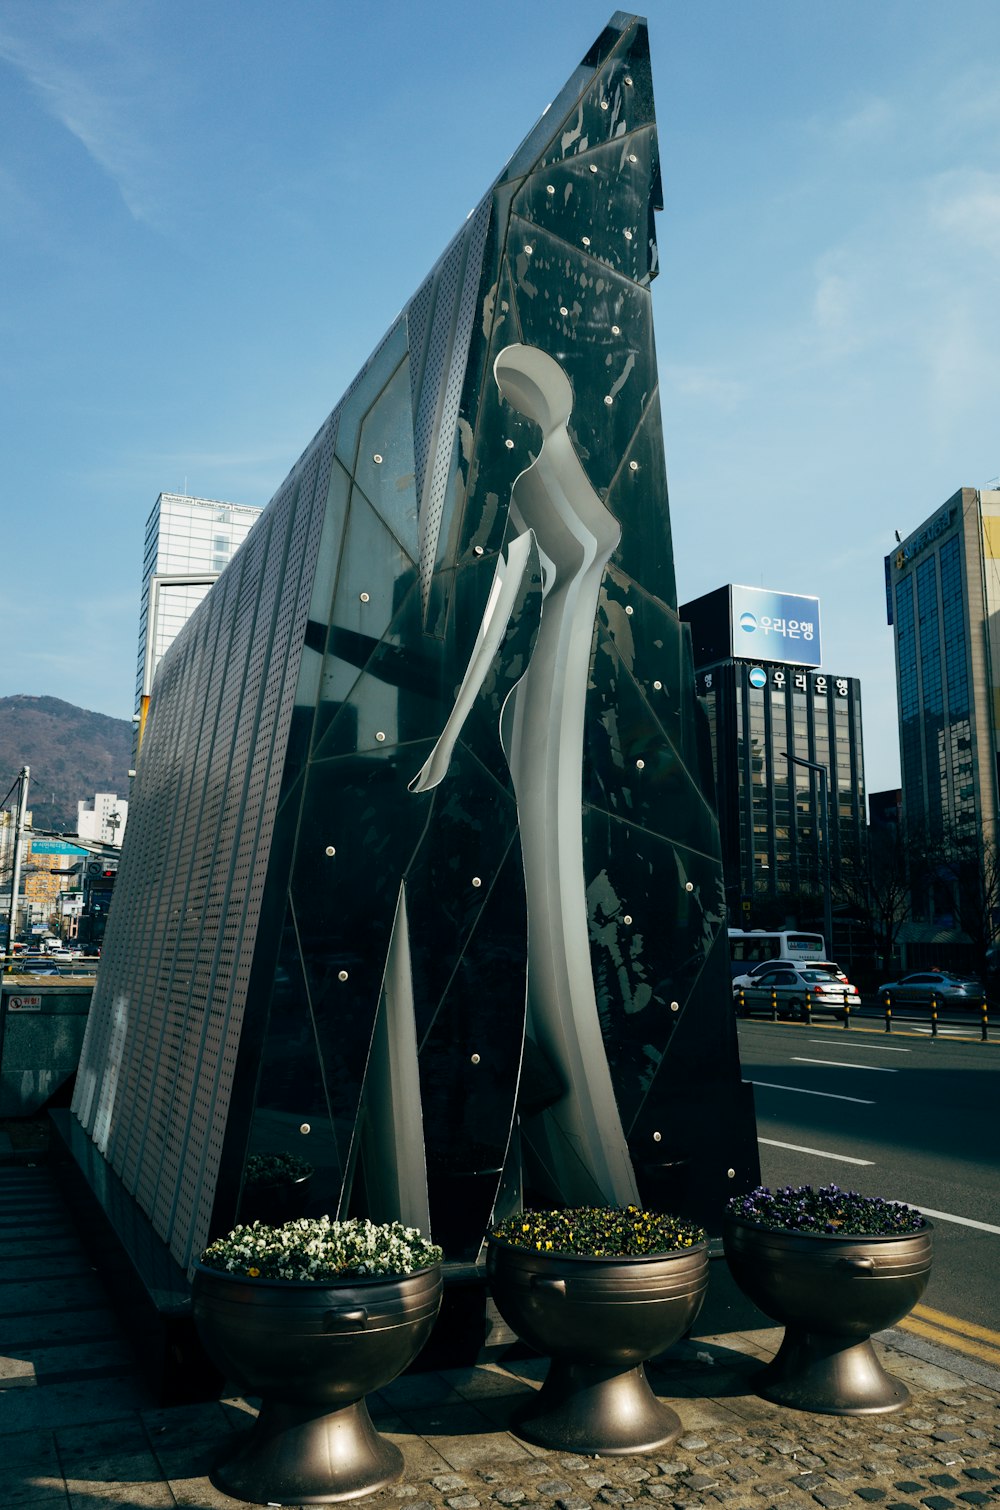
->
[192,1263,442,1503]
[723,1215,933,1414]
[486,1237,708,1454]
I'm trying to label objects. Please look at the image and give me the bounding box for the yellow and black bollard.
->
[884,993,892,1033]
[930,992,938,1037]
[771,988,778,1022]
[982,996,990,1043]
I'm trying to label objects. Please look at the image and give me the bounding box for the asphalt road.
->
[736,1015,1000,1334]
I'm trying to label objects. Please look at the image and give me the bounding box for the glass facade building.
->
[682,586,866,926]
[72,16,758,1275]
[886,487,1000,848]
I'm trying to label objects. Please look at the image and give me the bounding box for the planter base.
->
[757,1330,909,1416]
[513,1362,682,1455]
[212,1398,403,1504]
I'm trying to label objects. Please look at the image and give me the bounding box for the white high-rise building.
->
[77,793,129,847]
[136,493,263,719]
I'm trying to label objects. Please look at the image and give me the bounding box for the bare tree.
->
[832,821,921,977]
[937,827,1000,984]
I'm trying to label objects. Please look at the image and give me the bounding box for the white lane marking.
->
[808,1039,910,1053]
[907,1206,1000,1236]
[792,1056,897,1073]
[751,1080,875,1105]
[759,1137,874,1166]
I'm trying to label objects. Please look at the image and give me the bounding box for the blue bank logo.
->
[739,611,757,633]
[748,666,767,689]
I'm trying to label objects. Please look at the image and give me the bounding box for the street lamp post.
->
[783,752,833,960]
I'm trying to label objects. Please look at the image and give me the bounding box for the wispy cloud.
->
[828,96,897,149]
[927,168,1000,256]
[0,0,167,225]
[661,364,746,408]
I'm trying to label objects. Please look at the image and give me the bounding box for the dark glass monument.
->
[72,11,758,1276]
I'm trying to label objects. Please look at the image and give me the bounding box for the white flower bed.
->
[200,1216,443,1282]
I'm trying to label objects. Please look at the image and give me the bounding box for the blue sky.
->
[2,0,998,794]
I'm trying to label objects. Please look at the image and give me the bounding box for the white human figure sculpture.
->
[411,342,640,1208]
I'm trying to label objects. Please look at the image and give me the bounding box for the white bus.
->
[727,928,827,977]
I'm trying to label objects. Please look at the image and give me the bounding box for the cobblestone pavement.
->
[3,1165,999,1510]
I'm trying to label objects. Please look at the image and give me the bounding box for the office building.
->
[885,487,1000,848]
[135,493,263,716]
[681,584,866,930]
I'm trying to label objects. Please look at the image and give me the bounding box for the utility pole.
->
[5,766,30,956]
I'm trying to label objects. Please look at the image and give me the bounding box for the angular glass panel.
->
[503,220,659,501]
[603,395,675,607]
[584,620,718,854]
[311,488,420,754]
[515,125,660,286]
[334,318,408,471]
[405,751,521,1045]
[535,22,657,173]
[355,358,420,561]
[598,566,683,739]
[449,260,533,564]
[583,815,727,1110]
[408,817,526,1259]
[243,920,345,1218]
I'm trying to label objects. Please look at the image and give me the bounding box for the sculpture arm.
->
[408,530,534,793]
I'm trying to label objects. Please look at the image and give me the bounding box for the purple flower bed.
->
[727,1183,926,1236]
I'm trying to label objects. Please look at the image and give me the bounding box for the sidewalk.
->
[2,1161,999,1510]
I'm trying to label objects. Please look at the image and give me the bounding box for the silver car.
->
[735,964,860,1022]
[877,972,984,1008]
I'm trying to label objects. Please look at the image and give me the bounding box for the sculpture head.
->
[494,343,574,434]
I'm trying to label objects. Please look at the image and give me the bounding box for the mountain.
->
[0,696,133,833]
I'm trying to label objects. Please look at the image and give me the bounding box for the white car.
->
[732,958,849,994]
[734,963,860,1021]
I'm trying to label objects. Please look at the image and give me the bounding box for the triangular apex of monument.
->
[498,14,652,187]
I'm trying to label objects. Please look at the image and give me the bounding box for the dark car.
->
[734,964,860,1022]
[877,972,984,1008]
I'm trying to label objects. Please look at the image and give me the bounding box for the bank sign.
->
[730,585,821,669]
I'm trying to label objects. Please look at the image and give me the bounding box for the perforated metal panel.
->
[416,197,492,618]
